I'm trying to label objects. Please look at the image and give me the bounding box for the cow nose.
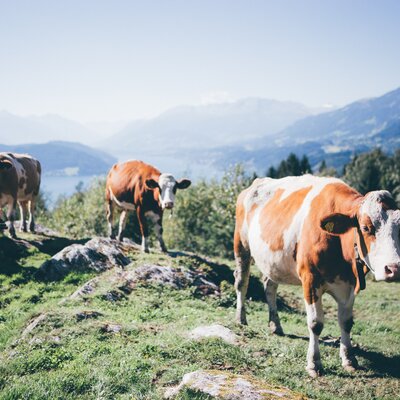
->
[164,202,174,210]
[384,263,400,281]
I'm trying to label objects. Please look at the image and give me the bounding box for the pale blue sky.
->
[0,0,399,121]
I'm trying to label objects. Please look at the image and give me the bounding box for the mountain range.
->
[209,87,400,173]
[0,111,110,146]
[1,87,399,178]
[0,141,116,176]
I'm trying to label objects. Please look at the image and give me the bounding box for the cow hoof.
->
[343,358,358,372]
[343,365,357,373]
[142,248,150,254]
[269,322,284,336]
[236,313,247,326]
[306,367,323,378]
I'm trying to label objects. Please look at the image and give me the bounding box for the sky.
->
[0,0,399,122]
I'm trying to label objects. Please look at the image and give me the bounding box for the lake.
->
[41,175,103,206]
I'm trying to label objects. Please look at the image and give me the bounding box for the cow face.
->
[358,191,400,281]
[320,190,400,282]
[145,174,191,210]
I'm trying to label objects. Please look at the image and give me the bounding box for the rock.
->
[101,323,122,333]
[101,290,127,302]
[38,237,131,280]
[67,277,100,300]
[120,264,219,296]
[21,313,48,337]
[75,310,103,321]
[165,370,307,399]
[189,324,239,345]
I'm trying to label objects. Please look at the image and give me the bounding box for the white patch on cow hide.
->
[243,176,343,286]
[109,188,136,210]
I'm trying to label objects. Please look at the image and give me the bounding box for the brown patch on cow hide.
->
[260,187,312,251]
[16,157,41,196]
[298,183,363,287]
[234,190,247,256]
[105,160,161,209]
[298,264,322,305]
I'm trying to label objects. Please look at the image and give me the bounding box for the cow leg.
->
[263,277,284,335]
[301,273,324,377]
[234,234,251,325]
[137,207,149,253]
[7,199,17,239]
[117,210,128,242]
[18,201,28,232]
[147,211,167,252]
[334,289,358,372]
[28,200,36,232]
[106,200,115,239]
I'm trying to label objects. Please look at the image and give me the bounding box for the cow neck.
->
[354,227,375,290]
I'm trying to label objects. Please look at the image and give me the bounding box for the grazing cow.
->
[105,160,191,252]
[234,175,400,377]
[0,152,41,238]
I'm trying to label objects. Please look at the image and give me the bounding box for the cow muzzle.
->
[384,263,400,282]
[163,202,174,210]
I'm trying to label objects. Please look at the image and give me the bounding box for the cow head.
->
[320,190,400,282]
[145,173,191,210]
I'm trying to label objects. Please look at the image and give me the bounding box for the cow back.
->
[106,160,161,208]
[237,175,357,284]
[0,153,41,202]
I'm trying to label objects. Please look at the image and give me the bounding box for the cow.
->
[105,160,191,252]
[234,175,400,377]
[0,152,41,238]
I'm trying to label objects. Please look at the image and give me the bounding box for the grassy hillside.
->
[0,232,399,399]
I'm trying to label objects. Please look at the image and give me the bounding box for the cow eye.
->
[361,225,375,235]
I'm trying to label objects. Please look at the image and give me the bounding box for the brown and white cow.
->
[0,152,42,238]
[234,175,400,377]
[105,160,191,252]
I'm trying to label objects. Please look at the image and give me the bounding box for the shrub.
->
[163,165,255,258]
[44,178,108,238]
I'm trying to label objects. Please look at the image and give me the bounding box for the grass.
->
[0,232,399,399]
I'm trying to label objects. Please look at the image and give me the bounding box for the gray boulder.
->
[189,324,239,345]
[119,264,219,296]
[165,370,307,399]
[39,237,131,280]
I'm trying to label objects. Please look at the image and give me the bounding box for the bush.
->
[163,165,255,258]
[44,178,108,238]
[343,148,400,202]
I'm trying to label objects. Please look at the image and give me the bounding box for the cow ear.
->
[0,159,13,170]
[176,179,191,189]
[145,179,159,189]
[320,213,356,235]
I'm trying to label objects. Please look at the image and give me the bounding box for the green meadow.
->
[0,231,399,400]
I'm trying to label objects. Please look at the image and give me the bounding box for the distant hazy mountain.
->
[0,141,117,176]
[103,98,314,160]
[209,87,400,173]
[0,111,98,145]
